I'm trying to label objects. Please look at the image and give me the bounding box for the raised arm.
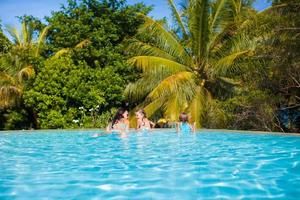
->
[149,120,155,128]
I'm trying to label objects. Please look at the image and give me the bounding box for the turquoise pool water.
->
[0,130,299,199]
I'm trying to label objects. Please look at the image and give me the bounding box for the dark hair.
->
[111,107,127,128]
[136,109,146,118]
[179,112,189,122]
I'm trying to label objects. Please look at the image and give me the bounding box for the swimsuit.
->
[179,122,191,133]
[139,118,150,131]
[112,121,128,132]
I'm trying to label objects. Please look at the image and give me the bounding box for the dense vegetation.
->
[0,0,299,132]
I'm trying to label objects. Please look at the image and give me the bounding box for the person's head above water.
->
[121,110,129,120]
[135,109,146,120]
[112,107,128,127]
[179,112,189,123]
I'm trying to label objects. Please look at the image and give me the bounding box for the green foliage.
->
[245,0,300,132]
[23,55,125,129]
[0,23,11,53]
[1,0,150,130]
[0,0,299,132]
[0,48,39,108]
[0,19,48,109]
[0,107,33,130]
[205,90,279,131]
[125,0,259,128]
[45,0,150,70]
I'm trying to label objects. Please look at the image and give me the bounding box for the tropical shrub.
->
[23,55,125,128]
[205,90,280,131]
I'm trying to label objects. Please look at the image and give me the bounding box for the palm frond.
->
[148,71,195,100]
[167,0,188,38]
[128,56,189,73]
[213,50,251,76]
[137,14,191,64]
[212,32,257,76]
[187,86,207,128]
[218,76,240,86]
[164,92,187,121]
[35,25,50,57]
[51,39,91,59]
[189,0,210,60]
[144,97,166,118]
[0,85,22,108]
[5,25,22,46]
[210,0,228,32]
[125,69,174,102]
[75,39,91,49]
[125,81,151,102]
[21,21,28,45]
[0,72,15,84]
[232,10,273,40]
[17,66,35,82]
[208,23,235,55]
[127,38,178,62]
[52,48,70,59]
[229,0,240,16]
[21,21,33,46]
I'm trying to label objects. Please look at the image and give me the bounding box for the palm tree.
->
[0,53,35,107]
[125,0,259,127]
[0,21,49,108]
[5,20,49,56]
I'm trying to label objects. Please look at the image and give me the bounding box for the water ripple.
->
[0,130,300,199]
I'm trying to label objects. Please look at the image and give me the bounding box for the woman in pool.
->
[177,112,195,133]
[135,109,155,130]
[106,107,129,133]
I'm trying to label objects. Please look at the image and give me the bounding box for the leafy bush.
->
[207,90,279,131]
[23,56,124,129]
[1,108,32,130]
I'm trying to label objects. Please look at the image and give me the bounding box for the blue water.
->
[0,130,300,200]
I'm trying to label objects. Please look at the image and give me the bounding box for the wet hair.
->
[136,109,146,118]
[111,107,127,128]
[179,112,189,122]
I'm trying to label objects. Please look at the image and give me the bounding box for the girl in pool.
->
[92,108,129,137]
[106,107,129,133]
[177,112,195,133]
[135,109,155,131]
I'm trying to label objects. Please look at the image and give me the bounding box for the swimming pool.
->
[0,130,299,199]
